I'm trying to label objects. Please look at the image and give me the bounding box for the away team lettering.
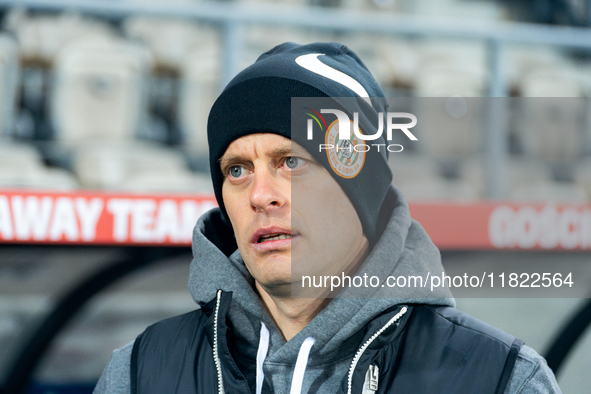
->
[0,193,216,244]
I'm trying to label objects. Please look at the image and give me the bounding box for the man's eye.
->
[229,166,245,178]
[285,157,301,169]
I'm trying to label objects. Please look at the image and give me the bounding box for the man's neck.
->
[255,239,370,341]
[256,282,330,341]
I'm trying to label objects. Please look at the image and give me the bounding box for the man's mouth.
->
[251,226,296,246]
[258,233,293,243]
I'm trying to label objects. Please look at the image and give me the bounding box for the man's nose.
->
[249,169,286,212]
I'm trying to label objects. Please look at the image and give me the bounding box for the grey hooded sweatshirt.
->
[94,186,561,394]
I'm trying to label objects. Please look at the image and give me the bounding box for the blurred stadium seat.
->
[5,10,116,67]
[178,45,221,156]
[372,37,420,92]
[0,34,81,190]
[51,36,152,143]
[415,40,487,96]
[395,176,480,200]
[519,96,583,180]
[0,140,79,189]
[123,16,218,74]
[413,97,482,187]
[0,33,19,137]
[389,151,481,200]
[509,178,588,202]
[576,157,591,198]
[506,46,568,96]
[73,142,212,192]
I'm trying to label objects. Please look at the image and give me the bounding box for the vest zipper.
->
[347,306,407,394]
[213,289,225,394]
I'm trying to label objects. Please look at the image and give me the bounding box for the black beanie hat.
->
[207,42,393,241]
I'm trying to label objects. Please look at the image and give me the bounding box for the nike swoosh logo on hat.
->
[295,53,371,104]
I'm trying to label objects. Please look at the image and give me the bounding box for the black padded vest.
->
[131,291,523,394]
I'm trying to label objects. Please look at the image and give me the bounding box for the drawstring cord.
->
[290,337,315,394]
[256,322,270,394]
[255,322,315,394]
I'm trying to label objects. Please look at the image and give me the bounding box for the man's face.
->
[221,133,368,297]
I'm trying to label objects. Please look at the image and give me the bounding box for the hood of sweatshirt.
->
[188,184,454,393]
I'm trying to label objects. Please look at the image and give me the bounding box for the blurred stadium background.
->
[0,0,590,393]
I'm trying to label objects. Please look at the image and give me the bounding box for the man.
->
[94,42,560,393]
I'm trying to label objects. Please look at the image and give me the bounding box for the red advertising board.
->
[0,189,217,246]
[0,190,590,250]
[410,201,591,250]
